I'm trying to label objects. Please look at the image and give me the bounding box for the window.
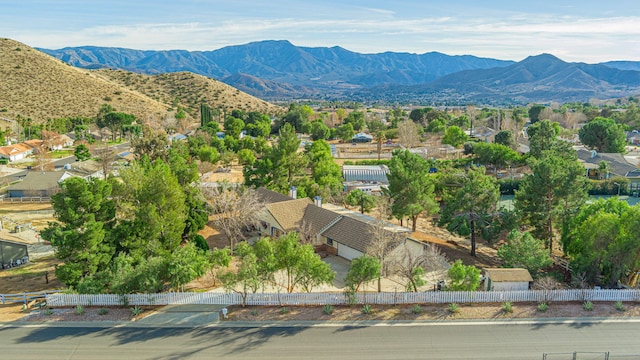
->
[327,238,334,246]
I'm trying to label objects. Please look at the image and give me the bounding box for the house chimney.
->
[289,186,297,199]
[314,196,322,207]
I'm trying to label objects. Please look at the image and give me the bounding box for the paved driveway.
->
[322,255,350,289]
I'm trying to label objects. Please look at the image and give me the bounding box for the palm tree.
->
[598,160,610,180]
[374,131,386,160]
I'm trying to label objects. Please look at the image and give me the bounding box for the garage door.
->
[337,243,362,261]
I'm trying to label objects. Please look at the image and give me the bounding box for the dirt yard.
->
[0,256,62,293]
[5,302,640,324]
[225,302,640,322]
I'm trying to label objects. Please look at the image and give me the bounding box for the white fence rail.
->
[46,289,640,307]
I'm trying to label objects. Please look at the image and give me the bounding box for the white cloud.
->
[6,12,640,62]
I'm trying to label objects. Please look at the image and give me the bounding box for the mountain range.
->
[37,40,640,105]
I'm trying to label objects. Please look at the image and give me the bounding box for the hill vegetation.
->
[0,38,171,123]
[0,39,282,126]
[93,70,284,119]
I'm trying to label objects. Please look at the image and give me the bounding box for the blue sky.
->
[1,0,639,63]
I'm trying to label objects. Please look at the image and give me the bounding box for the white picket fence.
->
[46,289,640,307]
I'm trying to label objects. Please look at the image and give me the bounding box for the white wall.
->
[337,243,362,260]
[489,281,530,291]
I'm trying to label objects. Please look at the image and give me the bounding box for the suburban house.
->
[255,188,424,262]
[168,133,187,142]
[351,132,373,143]
[0,139,49,162]
[0,143,33,161]
[64,160,104,179]
[626,169,640,196]
[483,268,533,291]
[342,164,390,193]
[6,171,72,198]
[44,134,74,151]
[576,149,638,179]
[627,131,640,145]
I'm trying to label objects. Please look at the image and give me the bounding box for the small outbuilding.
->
[351,132,373,143]
[484,268,533,291]
[0,239,28,268]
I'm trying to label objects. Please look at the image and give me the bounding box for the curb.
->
[3,316,640,329]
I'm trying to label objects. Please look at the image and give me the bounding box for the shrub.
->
[250,309,259,316]
[615,301,625,312]
[537,302,549,312]
[279,307,289,314]
[447,303,459,314]
[98,307,109,315]
[75,305,85,315]
[130,306,143,316]
[412,304,422,314]
[362,304,372,314]
[44,309,53,316]
[323,304,334,315]
[502,301,513,313]
[583,301,594,311]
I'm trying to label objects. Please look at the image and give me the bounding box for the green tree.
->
[439,166,500,256]
[385,149,439,231]
[345,189,376,214]
[344,111,365,131]
[97,111,135,142]
[244,123,307,193]
[74,144,91,161]
[562,198,640,286]
[200,103,213,127]
[219,245,262,307]
[237,148,256,166]
[276,103,311,133]
[528,104,546,123]
[304,140,342,199]
[473,142,519,171]
[494,130,517,150]
[112,159,187,257]
[442,126,468,148]
[578,117,626,153]
[167,243,210,291]
[132,126,170,162]
[527,120,562,159]
[336,123,355,143]
[497,230,552,276]
[309,120,330,140]
[273,232,335,293]
[223,116,245,139]
[515,152,588,254]
[447,260,481,291]
[198,146,220,164]
[293,245,335,292]
[41,177,116,288]
[345,255,381,292]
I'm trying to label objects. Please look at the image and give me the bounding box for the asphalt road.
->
[1,320,639,359]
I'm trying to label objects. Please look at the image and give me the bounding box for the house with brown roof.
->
[6,171,72,198]
[483,268,533,291]
[255,188,418,261]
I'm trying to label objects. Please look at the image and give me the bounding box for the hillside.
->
[0,38,172,123]
[93,70,284,117]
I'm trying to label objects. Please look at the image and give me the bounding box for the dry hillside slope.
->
[93,70,284,118]
[0,38,173,123]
